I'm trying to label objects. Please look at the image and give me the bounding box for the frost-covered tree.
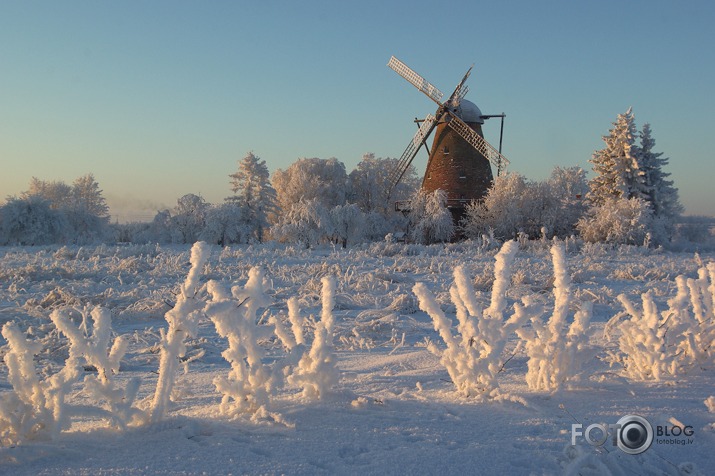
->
[201,203,249,246]
[0,196,70,245]
[14,174,111,244]
[547,166,589,237]
[23,178,73,210]
[227,152,277,242]
[171,194,208,244]
[271,198,331,248]
[348,153,419,214]
[329,203,365,248]
[408,189,454,244]
[134,209,175,243]
[580,109,682,246]
[272,158,348,212]
[587,108,645,206]
[634,123,682,220]
[71,174,109,218]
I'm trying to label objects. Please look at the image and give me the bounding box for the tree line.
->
[0,108,691,247]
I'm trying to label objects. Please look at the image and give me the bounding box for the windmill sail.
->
[446,113,510,173]
[386,55,511,209]
[386,114,437,198]
[387,56,444,105]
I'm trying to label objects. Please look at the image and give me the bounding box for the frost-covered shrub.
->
[0,196,71,246]
[0,321,69,445]
[607,262,715,380]
[288,276,339,400]
[515,242,594,391]
[669,266,715,370]
[577,197,653,245]
[63,209,111,244]
[132,209,176,244]
[408,189,454,244]
[0,306,140,445]
[50,306,143,429]
[607,291,679,380]
[204,267,282,422]
[413,241,527,400]
[461,168,588,242]
[150,242,211,422]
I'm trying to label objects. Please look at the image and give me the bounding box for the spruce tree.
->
[635,123,682,219]
[227,152,277,243]
[587,108,645,206]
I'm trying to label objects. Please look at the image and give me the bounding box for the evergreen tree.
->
[634,123,682,219]
[587,108,645,206]
[227,152,277,243]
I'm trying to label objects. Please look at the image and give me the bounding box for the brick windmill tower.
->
[386,56,510,223]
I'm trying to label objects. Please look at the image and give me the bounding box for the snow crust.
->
[0,240,714,474]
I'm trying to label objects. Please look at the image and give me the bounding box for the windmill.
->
[385,56,510,220]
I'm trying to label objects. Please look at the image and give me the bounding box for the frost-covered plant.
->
[288,276,339,400]
[270,198,332,248]
[0,306,139,445]
[607,262,715,380]
[0,321,70,444]
[413,241,527,400]
[204,267,282,422]
[408,189,454,244]
[679,264,715,368]
[150,241,211,422]
[577,197,653,245]
[50,306,143,429]
[608,291,679,380]
[515,242,594,391]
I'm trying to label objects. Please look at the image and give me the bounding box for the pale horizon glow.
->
[2,1,714,221]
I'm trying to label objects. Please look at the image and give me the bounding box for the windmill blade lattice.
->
[386,114,437,197]
[446,113,510,174]
[385,54,511,204]
[387,56,444,105]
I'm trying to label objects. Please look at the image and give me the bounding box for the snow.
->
[0,240,714,475]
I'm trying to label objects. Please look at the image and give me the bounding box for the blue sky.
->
[2,1,714,220]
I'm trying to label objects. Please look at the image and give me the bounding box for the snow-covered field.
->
[0,240,713,475]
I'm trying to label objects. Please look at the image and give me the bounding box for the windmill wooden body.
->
[386,56,510,222]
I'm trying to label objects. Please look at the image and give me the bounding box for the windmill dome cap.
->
[456,99,485,124]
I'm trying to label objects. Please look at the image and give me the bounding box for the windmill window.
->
[442,146,449,155]
[459,171,467,179]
